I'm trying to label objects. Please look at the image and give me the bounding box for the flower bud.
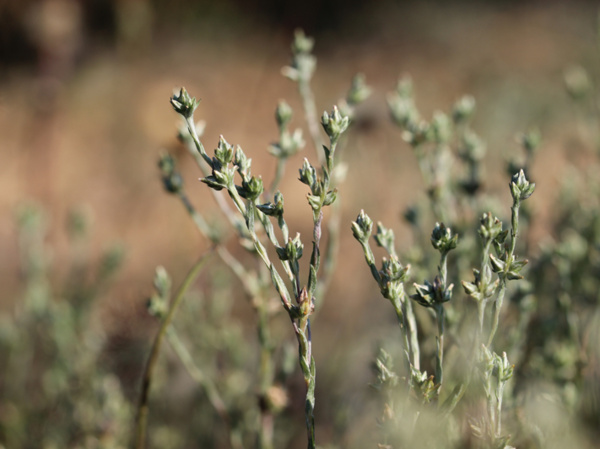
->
[352,210,373,243]
[431,223,458,254]
[237,176,264,201]
[346,73,372,106]
[275,100,293,129]
[510,169,535,202]
[170,87,200,119]
[375,222,395,254]
[257,191,284,217]
[276,233,304,261]
[321,106,349,144]
[298,158,317,188]
[478,212,503,242]
[215,135,234,165]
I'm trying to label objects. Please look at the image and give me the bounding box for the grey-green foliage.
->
[164,88,347,449]
[144,29,370,449]
[152,30,600,449]
[356,78,534,448]
[353,69,600,449]
[0,204,129,449]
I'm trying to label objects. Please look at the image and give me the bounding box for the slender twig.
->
[269,158,287,199]
[434,304,445,388]
[488,199,520,348]
[314,194,340,306]
[134,250,214,449]
[298,78,325,164]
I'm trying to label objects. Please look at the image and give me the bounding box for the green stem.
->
[178,192,213,239]
[390,292,413,374]
[256,210,298,292]
[477,300,486,335]
[435,305,445,389]
[439,252,448,287]
[496,381,505,437]
[134,250,213,449]
[304,347,317,449]
[477,240,493,337]
[486,375,495,435]
[435,249,449,391]
[487,280,506,348]
[314,194,341,306]
[298,79,324,165]
[269,158,287,198]
[488,200,519,348]
[307,211,323,297]
[359,240,382,284]
[227,190,295,302]
[405,298,421,371]
[185,116,212,166]
[509,200,520,257]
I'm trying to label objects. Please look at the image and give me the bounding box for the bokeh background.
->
[1,0,599,447]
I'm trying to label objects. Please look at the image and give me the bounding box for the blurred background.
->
[1,0,599,447]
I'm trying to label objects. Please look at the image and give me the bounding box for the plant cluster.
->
[2,25,600,449]
[134,29,600,449]
[137,30,370,449]
[354,77,538,447]
[0,205,129,449]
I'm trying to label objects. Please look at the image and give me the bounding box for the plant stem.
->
[509,200,520,257]
[185,117,213,166]
[314,198,340,307]
[495,381,505,437]
[298,78,324,165]
[134,250,213,449]
[405,298,421,371]
[296,320,316,449]
[479,240,493,333]
[488,199,520,348]
[435,250,449,390]
[439,251,449,286]
[390,293,413,373]
[269,158,287,198]
[487,281,506,348]
[435,304,445,388]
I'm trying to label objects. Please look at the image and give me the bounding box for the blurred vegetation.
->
[0,205,129,448]
[353,72,600,448]
[1,2,600,449]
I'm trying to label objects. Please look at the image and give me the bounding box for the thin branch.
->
[134,250,214,449]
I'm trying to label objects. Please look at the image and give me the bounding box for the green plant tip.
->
[352,210,373,243]
[510,169,535,201]
[431,222,458,253]
[170,87,200,119]
[321,106,349,143]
